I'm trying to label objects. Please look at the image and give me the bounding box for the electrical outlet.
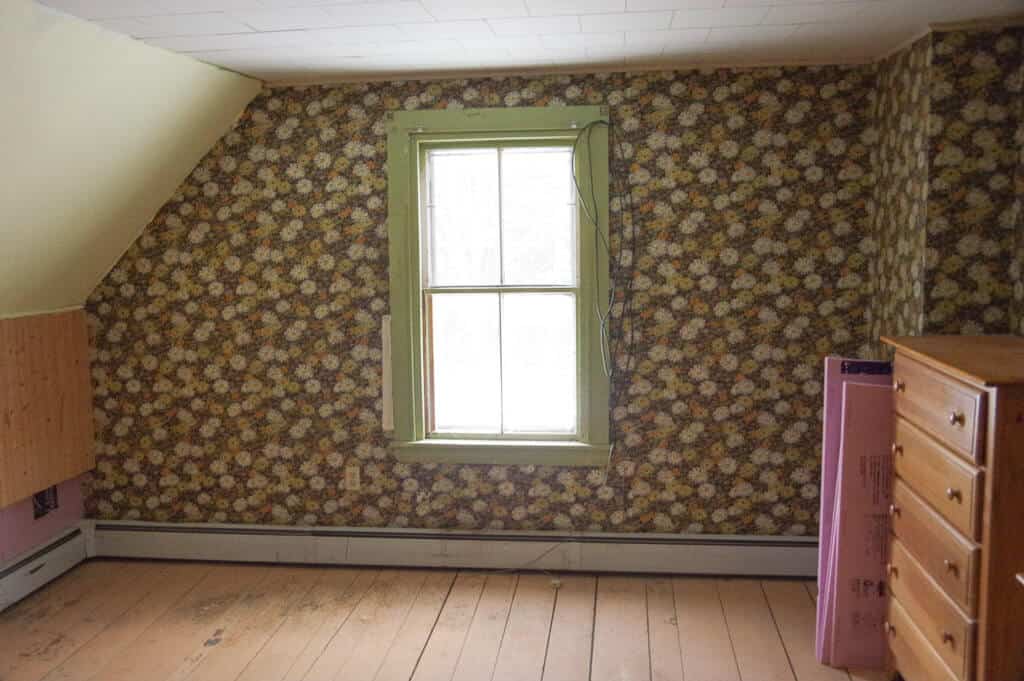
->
[344,466,361,491]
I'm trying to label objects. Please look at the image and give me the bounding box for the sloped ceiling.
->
[0,1,261,318]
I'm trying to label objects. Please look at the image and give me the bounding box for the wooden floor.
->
[0,561,886,681]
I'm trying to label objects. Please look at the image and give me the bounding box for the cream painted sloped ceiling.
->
[37,0,1024,82]
[0,1,260,318]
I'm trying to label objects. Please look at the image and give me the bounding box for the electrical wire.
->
[570,118,638,381]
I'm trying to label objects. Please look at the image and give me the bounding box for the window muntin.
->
[422,143,579,438]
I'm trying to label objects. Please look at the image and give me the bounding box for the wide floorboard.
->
[0,560,886,681]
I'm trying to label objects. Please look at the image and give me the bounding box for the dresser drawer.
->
[893,417,984,540]
[893,356,986,463]
[889,539,977,681]
[887,597,961,681]
[890,479,980,614]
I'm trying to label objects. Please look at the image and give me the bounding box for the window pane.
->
[501,147,576,286]
[427,148,500,286]
[429,293,501,433]
[501,293,577,433]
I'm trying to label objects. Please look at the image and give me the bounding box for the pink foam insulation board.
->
[816,357,893,670]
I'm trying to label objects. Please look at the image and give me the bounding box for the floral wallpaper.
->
[84,28,1023,536]
[86,65,880,535]
[923,28,1023,334]
[865,35,932,359]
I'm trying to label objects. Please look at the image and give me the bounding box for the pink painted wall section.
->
[0,476,84,564]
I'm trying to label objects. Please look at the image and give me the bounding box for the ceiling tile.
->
[332,39,465,57]
[783,22,908,60]
[321,2,436,26]
[671,6,768,27]
[230,6,331,30]
[459,35,544,49]
[525,0,626,15]
[762,2,866,25]
[420,0,530,21]
[307,24,409,44]
[581,11,673,32]
[106,12,255,37]
[705,24,798,44]
[255,0,373,5]
[624,27,708,46]
[39,0,163,19]
[627,0,725,9]
[540,32,625,48]
[153,0,263,12]
[146,30,310,52]
[489,15,581,35]
[396,19,493,39]
[37,0,1024,80]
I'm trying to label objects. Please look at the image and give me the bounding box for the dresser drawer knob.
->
[893,380,906,393]
[946,487,962,502]
[884,621,895,636]
[891,443,903,456]
[948,411,966,427]
[944,559,959,576]
[889,504,900,517]
[942,632,955,646]
[886,563,898,577]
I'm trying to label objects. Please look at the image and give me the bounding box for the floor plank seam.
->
[644,579,655,681]
[760,581,800,681]
[227,570,323,681]
[487,574,520,681]
[715,580,743,681]
[287,568,381,681]
[77,563,215,681]
[403,571,460,681]
[537,575,560,681]
[587,577,598,681]
[439,573,489,681]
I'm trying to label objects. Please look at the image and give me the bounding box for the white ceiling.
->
[37,0,1024,82]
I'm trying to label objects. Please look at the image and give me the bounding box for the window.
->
[386,107,610,466]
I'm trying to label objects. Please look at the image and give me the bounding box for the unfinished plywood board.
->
[0,309,94,507]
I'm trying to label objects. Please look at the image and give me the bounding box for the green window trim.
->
[386,106,611,466]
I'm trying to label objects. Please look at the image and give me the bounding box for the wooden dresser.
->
[881,336,1024,681]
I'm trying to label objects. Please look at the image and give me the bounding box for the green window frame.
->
[386,106,610,467]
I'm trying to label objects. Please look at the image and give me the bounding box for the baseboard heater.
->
[0,528,87,612]
[90,521,817,577]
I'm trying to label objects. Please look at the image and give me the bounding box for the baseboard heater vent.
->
[0,528,87,612]
[92,522,817,577]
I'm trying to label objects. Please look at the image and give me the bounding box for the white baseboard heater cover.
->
[0,528,87,612]
[90,521,817,577]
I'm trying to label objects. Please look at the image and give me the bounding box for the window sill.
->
[391,439,610,467]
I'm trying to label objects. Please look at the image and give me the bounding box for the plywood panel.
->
[0,310,93,507]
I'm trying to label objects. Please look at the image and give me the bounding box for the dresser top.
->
[882,335,1024,386]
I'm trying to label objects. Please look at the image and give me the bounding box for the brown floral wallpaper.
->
[84,29,1023,535]
[86,65,880,535]
[923,28,1023,334]
[865,35,932,359]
